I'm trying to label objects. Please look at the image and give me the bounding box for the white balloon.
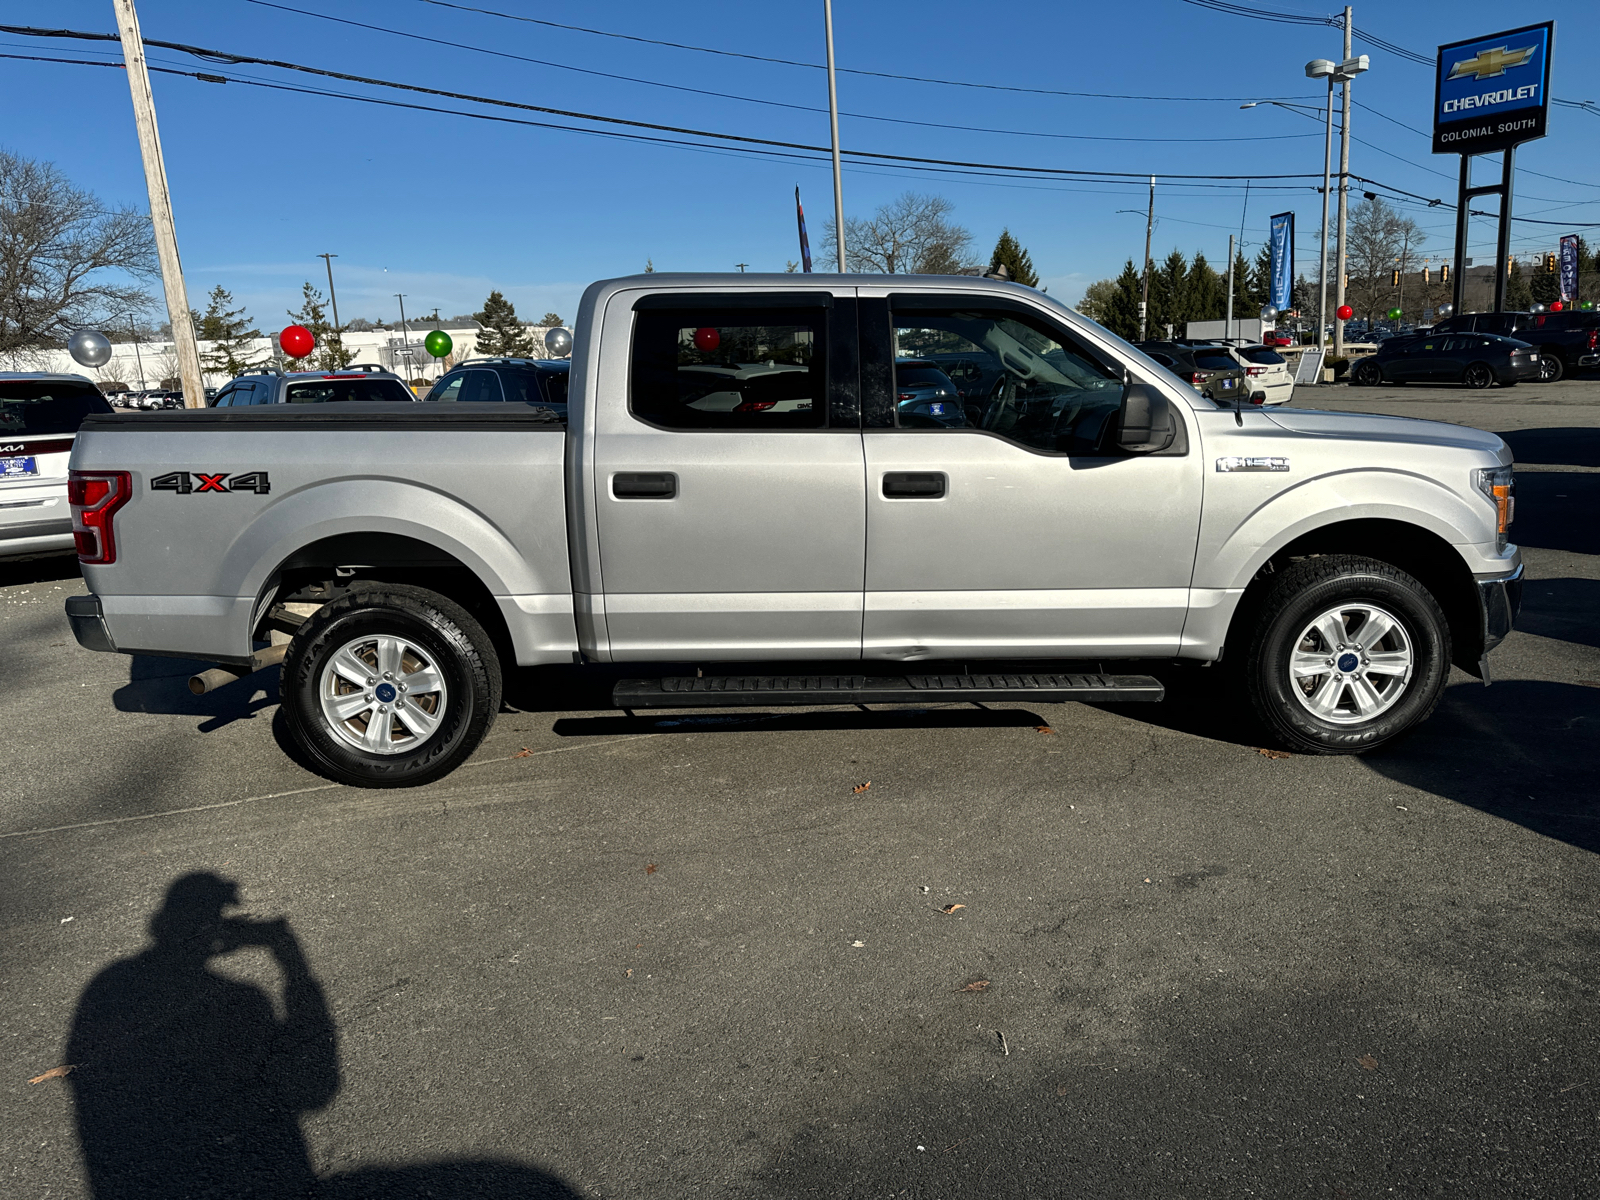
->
[69,329,113,368]
[1259,305,1279,323]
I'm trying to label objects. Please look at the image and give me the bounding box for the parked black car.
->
[1350,333,1540,388]
[1133,341,1247,404]
[425,358,569,417]
[1428,310,1600,381]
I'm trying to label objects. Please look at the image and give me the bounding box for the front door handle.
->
[612,472,678,499]
[882,471,946,499]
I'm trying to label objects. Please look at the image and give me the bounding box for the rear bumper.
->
[1579,354,1600,368]
[65,593,118,654]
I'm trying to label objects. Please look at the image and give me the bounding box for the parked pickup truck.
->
[1427,309,1600,382]
[64,274,1523,787]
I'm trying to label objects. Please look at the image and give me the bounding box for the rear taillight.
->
[1190,372,1207,385]
[68,470,132,564]
[733,400,777,412]
[1589,329,1598,350]
[898,392,916,401]
[1247,366,1268,375]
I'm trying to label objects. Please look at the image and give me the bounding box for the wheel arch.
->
[1223,517,1483,676]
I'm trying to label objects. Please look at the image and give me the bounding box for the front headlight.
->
[1472,465,1515,550]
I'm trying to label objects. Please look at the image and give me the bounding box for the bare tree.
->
[1345,197,1425,324]
[823,192,975,274]
[0,151,158,360]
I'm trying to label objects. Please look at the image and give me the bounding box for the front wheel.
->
[1463,362,1495,389]
[281,584,502,787]
[1241,555,1451,755]
[1353,362,1384,387]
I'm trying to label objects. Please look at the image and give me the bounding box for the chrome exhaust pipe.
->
[187,643,290,696]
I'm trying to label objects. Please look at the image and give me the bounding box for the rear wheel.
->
[1463,362,1495,389]
[1353,361,1384,387]
[1241,555,1450,755]
[1538,352,1565,382]
[282,584,501,787]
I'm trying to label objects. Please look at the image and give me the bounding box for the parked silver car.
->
[210,364,415,406]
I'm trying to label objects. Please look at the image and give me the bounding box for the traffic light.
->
[1392,270,1401,287]
[1546,253,1557,272]
[1423,266,1431,284]
[1343,272,1349,288]
[1441,264,1450,284]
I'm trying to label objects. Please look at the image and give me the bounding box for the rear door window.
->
[457,370,505,403]
[540,371,569,407]
[428,374,465,402]
[0,380,112,435]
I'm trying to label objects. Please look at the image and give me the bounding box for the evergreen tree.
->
[987,229,1040,287]
[1091,259,1143,341]
[539,312,564,327]
[1530,256,1559,306]
[286,281,354,371]
[1505,261,1533,312]
[1248,245,1273,311]
[473,290,537,357]
[1149,249,1189,337]
[197,285,259,378]
[1229,250,1253,321]
[1186,253,1223,322]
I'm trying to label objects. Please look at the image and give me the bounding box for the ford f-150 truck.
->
[64,274,1522,787]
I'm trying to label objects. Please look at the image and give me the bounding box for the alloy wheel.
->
[1288,603,1414,725]
[318,634,449,754]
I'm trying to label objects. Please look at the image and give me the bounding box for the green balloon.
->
[424,329,453,358]
[1386,307,1402,320]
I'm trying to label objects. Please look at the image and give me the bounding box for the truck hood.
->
[1263,407,1510,460]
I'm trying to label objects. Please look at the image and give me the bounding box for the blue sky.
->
[2,0,1595,329]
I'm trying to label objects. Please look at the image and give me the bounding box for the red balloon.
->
[280,324,315,359]
[1336,305,1354,321]
[692,326,720,352]
[1551,300,1564,312]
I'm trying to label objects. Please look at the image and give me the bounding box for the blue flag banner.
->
[1269,212,1294,312]
[796,186,813,273]
[1560,234,1580,301]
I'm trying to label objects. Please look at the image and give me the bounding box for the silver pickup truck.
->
[64,274,1521,787]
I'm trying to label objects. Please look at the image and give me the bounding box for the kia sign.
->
[1433,22,1553,154]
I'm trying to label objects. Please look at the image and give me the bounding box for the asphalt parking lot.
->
[4,380,1598,1199]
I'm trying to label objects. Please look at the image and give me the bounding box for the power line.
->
[235,1,1316,146]
[393,0,1314,105]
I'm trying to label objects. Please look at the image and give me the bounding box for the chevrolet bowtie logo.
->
[1448,45,1537,81]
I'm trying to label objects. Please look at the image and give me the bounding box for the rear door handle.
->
[881,471,947,499]
[612,472,678,499]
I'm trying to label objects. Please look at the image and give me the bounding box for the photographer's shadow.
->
[66,872,579,1199]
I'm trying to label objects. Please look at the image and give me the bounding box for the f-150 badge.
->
[150,471,271,494]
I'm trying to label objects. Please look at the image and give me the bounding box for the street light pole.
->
[128,314,147,390]
[1334,5,1354,360]
[1308,65,1336,348]
[823,0,846,273]
[395,293,410,380]
[1140,176,1155,341]
[317,253,341,335]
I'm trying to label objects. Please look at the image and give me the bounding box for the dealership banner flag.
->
[1560,234,1580,301]
[1269,212,1295,312]
[796,186,813,273]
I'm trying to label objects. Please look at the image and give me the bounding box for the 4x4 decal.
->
[150,471,271,495]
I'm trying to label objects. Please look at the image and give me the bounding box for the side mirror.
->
[1117,381,1176,453]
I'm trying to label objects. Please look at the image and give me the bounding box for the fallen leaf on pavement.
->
[955,980,990,993]
[1255,748,1293,759]
[1035,725,1055,735]
[29,1065,75,1084]
[645,864,657,875]
[512,747,533,758]
[853,781,871,794]
[940,904,966,914]
[1357,1054,1378,1071]
[625,969,633,978]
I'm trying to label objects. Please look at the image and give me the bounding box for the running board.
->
[612,672,1164,708]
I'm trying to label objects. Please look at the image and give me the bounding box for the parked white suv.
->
[1,373,114,560]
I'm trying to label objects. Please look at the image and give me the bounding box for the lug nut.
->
[378,705,388,713]
[366,677,376,686]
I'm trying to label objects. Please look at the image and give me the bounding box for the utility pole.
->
[1140,176,1155,340]
[823,0,846,272]
[735,262,748,273]
[128,314,147,390]
[1333,4,1353,359]
[1225,234,1235,341]
[395,293,410,379]
[113,0,205,408]
[317,253,342,334]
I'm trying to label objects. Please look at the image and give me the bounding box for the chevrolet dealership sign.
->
[1434,22,1553,154]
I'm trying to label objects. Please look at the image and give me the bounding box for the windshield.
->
[0,379,112,435]
[284,378,414,403]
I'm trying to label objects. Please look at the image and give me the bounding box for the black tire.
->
[1538,351,1565,382]
[1241,555,1450,755]
[1353,361,1384,387]
[1462,362,1495,389]
[281,584,501,788]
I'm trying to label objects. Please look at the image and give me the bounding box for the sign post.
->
[1434,22,1553,315]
